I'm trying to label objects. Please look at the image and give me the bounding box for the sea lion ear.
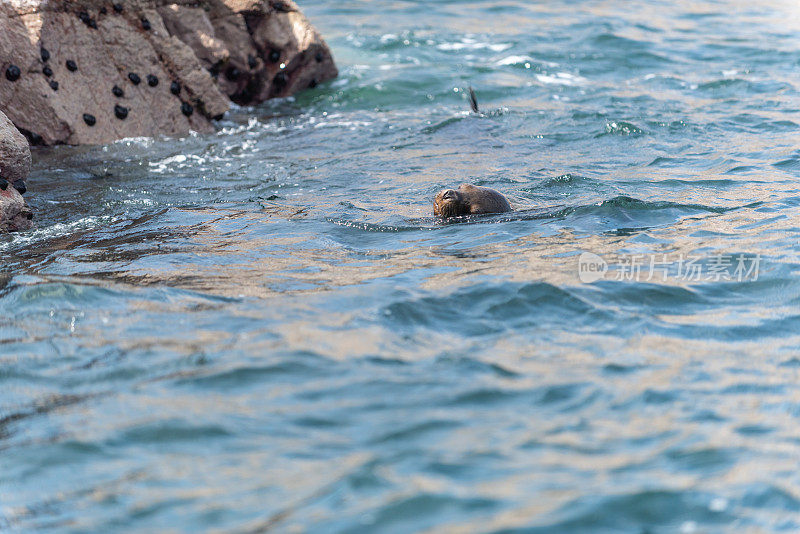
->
[459,183,476,191]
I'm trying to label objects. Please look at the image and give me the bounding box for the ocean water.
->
[3,0,800,531]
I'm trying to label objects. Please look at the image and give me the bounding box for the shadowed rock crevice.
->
[0,0,337,145]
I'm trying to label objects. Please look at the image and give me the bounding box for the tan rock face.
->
[0,108,31,184]
[0,0,338,145]
[0,109,32,232]
[0,186,33,232]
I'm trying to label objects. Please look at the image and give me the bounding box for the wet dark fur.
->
[433,184,512,218]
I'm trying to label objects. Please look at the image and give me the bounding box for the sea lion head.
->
[433,187,469,218]
[434,183,512,218]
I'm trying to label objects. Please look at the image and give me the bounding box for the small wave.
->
[113,421,232,446]
[381,281,614,334]
[112,136,155,148]
[772,158,800,172]
[216,117,264,136]
[563,195,727,215]
[537,173,594,187]
[421,116,464,134]
[536,72,586,86]
[326,218,418,232]
[695,78,792,96]
[148,154,208,173]
[698,78,749,90]
[436,38,512,53]
[599,121,645,136]
[591,33,649,49]
[496,55,533,66]
[175,357,330,391]
[536,490,732,532]
[655,178,738,187]
[496,55,559,69]
[647,156,690,167]
[0,216,113,253]
[0,393,92,441]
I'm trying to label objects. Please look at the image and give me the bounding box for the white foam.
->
[149,154,206,173]
[497,55,559,67]
[437,41,512,52]
[536,72,586,86]
[112,136,155,148]
[217,117,262,136]
[0,216,113,252]
[496,55,532,66]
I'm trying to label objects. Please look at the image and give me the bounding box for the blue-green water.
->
[4,1,800,531]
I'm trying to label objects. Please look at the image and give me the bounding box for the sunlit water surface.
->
[4,1,800,532]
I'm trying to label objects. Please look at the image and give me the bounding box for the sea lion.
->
[433,183,512,218]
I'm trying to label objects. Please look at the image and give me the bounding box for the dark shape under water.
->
[66,60,77,72]
[83,113,96,127]
[5,65,20,82]
[112,85,124,97]
[12,180,26,195]
[147,74,158,87]
[0,178,7,190]
[128,72,141,85]
[181,102,194,117]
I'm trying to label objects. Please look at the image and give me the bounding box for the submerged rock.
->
[0,0,338,146]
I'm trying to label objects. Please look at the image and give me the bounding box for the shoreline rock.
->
[0,186,33,233]
[0,0,337,146]
[0,109,32,232]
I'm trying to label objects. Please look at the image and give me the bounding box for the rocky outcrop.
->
[0,0,337,145]
[0,186,33,232]
[0,108,31,184]
[0,110,32,232]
